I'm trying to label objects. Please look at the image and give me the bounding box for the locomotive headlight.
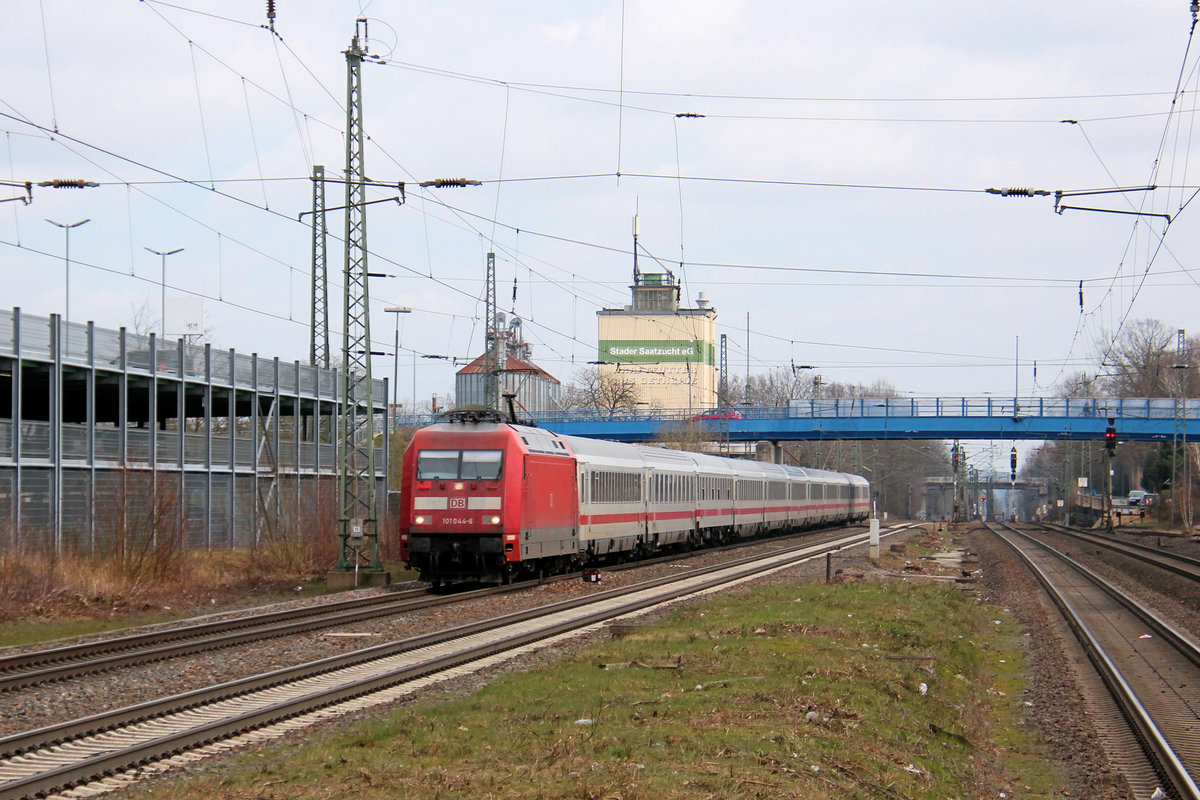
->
[414,515,428,525]
[488,515,502,525]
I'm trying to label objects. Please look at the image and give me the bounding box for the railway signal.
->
[1104,422,1117,455]
[1010,446,1017,481]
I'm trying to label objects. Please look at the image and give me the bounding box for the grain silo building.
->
[455,316,561,413]
[596,269,717,411]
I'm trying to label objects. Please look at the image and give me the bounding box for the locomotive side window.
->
[416,449,503,481]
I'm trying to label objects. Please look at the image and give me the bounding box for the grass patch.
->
[0,611,194,649]
[130,580,1064,799]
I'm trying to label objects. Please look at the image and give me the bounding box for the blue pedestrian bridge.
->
[397,396,1200,443]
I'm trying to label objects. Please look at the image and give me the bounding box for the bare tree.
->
[1097,318,1183,396]
[652,421,714,453]
[1028,318,1200,529]
[560,367,643,411]
[128,300,156,337]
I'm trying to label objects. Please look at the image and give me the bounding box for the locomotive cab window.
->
[461,450,503,480]
[416,449,503,481]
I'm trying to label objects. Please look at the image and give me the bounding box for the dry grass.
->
[0,465,406,638]
[126,580,1064,800]
[0,544,321,635]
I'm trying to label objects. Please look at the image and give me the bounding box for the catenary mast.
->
[335,20,384,578]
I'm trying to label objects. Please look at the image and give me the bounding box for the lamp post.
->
[45,218,89,337]
[144,246,184,337]
[384,306,411,412]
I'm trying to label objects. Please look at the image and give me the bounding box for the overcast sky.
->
[4,1,1198,441]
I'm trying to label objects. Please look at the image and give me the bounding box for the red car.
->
[689,408,743,421]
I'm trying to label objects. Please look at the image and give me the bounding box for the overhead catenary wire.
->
[1090,10,1200,379]
[0,237,478,360]
[270,25,314,173]
[241,78,270,209]
[18,4,1198,400]
[142,0,264,29]
[491,84,511,247]
[2,95,1168,381]
[189,41,216,190]
[379,58,1178,121]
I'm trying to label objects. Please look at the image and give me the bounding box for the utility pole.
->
[310,164,330,368]
[334,19,385,583]
[484,251,500,411]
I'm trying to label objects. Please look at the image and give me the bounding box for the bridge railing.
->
[787,396,1200,418]
[393,396,1200,429]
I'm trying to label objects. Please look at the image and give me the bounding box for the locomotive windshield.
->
[416,449,503,481]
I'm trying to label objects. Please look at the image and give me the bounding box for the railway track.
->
[1038,522,1200,585]
[0,526,867,695]
[0,587,436,692]
[0,525,906,800]
[990,522,1200,800]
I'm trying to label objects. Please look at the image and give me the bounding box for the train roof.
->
[414,422,867,484]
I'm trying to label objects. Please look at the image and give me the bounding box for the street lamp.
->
[384,306,411,412]
[45,218,89,337]
[144,246,184,337]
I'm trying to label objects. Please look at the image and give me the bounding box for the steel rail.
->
[991,523,1200,800]
[0,588,427,674]
[0,525,900,758]
[0,525,907,800]
[1038,522,1200,583]
[0,525,870,693]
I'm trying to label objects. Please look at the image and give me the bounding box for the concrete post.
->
[869,517,880,559]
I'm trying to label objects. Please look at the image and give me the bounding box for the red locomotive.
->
[399,416,870,585]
